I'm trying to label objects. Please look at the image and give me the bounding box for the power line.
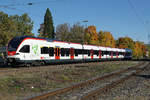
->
[0,0,62,12]
[127,0,149,43]
[127,0,145,25]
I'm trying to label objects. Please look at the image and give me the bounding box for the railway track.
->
[0,60,135,72]
[27,61,149,100]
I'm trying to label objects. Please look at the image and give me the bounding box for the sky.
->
[0,0,150,44]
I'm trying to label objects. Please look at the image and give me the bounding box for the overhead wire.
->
[0,0,62,13]
[127,0,149,42]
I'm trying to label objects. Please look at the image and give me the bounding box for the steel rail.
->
[80,62,149,100]
[27,62,145,100]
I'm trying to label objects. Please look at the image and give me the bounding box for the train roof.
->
[13,36,59,42]
[10,36,131,52]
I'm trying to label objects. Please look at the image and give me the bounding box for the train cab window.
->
[41,47,49,54]
[49,47,54,56]
[19,45,30,53]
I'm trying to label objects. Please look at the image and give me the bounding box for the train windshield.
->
[8,37,24,51]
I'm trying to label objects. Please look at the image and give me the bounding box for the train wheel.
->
[25,63,31,67]
[40,61,45,65]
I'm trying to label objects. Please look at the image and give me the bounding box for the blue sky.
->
[0,0,150,43]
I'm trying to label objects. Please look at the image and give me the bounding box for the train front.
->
[7,36,24,65]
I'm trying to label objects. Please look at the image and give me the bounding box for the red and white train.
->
[7,36,132,65]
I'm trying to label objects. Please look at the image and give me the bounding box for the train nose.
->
[7,51,16,56]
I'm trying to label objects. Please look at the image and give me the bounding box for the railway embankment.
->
[0,61,142,100]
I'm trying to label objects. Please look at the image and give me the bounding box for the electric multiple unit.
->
[7,36,132,65]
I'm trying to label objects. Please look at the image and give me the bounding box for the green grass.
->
[0,61,139,100]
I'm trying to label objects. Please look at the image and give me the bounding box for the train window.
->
[49,47,54,56]
[88,50,90,56]
[65,48,70,56]
[74,49,78,56]
[83,50,88,54]
[79,49,82,54]
[19,45,30,53]
[103,51,107,55]
[94,50,99,56]
[61,48,65,56]
[107,51,111,55]
[41,47,49,54]
[113,52,116,56]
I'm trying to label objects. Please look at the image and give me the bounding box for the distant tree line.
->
[53,24,147,59]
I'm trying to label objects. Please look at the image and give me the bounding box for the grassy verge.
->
[0,61,139,100]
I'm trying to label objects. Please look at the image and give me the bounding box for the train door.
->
[70,48,74,59]
[111,51,113,59]
[99,50,101,59]
[55,47,60,60]
[116,52,118,58]
[91,50,93,60]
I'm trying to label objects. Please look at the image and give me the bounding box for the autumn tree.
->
[84,26,99,45]
[0,12,33,47]
[116,37,134,49]
[132,41,146,58]
[98,31,115,47]
[39,8,55,38]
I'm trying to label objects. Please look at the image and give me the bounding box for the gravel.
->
[99,62,150,100]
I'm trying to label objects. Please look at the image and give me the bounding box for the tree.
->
[117,37,134,49]
[55,23,70,41]
[69,23,84,43]
[0,11,33,47]
[132,41,146,58]
[10,13,33,36]
[39,8,55,38]
[56,23,84,43]
[98,31,115,47]
[84,26,99,45]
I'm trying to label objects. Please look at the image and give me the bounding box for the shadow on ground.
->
[134,74,150,79]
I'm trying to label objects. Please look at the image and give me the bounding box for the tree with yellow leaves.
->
[84,26,99,45]
[98,31,115,48]
[133,41,146,58]
[116,37,134,49]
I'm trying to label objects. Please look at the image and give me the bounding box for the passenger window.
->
[49,47,54,56]
[41,47,49,54]
[65,48,70,56]
[19,45,30,53]
[61,48,65,56]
